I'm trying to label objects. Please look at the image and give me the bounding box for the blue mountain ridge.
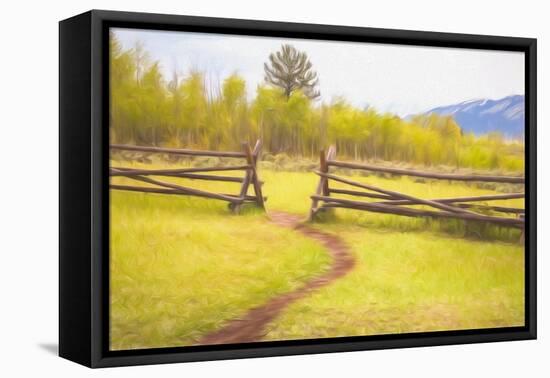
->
[423,94,524,138]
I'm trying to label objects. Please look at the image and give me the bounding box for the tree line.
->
[109,34,524,172]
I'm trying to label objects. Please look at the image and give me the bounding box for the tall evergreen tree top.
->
[264,44,320,100]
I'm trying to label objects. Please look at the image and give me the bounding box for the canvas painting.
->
[108,27,525,351]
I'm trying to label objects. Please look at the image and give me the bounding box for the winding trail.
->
[198,211,355,345]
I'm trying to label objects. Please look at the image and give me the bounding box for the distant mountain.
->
[424,95,524,138]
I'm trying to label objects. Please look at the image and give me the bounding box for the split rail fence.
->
[110,139,265,213]
[309,146,525,233]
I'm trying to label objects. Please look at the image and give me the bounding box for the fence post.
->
[233,150,253,214]
[251,139,265,209]
[242,140,265,210]
[519,214,525,244]
[321,149,329,196]
[309,147,334,221]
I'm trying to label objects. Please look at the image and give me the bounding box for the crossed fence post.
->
[309,146,336,221]
[230,140,265,213]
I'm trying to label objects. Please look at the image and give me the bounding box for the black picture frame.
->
[59,9,537,368]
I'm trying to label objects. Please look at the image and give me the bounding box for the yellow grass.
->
[110,158,524,348]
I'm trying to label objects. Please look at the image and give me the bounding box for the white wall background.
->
[0,0,547,376]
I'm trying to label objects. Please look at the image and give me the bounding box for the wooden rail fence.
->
[309,146,525,233]
[110,140,266,213]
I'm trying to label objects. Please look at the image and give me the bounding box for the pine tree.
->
[264,44,320,100]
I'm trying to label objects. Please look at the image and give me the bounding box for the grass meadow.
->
[110,192,331,350]
[109,157,525,349]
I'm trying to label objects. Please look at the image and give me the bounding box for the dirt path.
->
[197,211,355,345]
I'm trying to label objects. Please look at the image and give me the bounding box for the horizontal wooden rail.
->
[328,160,525,184]
[374,192,524,206]
[313,195,524,228]
[110,185,264,202]
[112,170,244,183]
[328,188,393,200]
[316,171,477,215]
[110,144,247,158]
[374,201,523,215]
[310,146,525,236]
[373,194,524,214]
[173,173,245,183]
[110,165,251,176]
[115,173,243,203]
[110,140,266,212]
[455,203,525,214]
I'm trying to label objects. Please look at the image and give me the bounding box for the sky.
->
[112,28,525,116]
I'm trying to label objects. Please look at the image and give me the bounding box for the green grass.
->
[261,168,525,339]
[264,225,524,340]
[110,158,525,348]
[110,191,330,350]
